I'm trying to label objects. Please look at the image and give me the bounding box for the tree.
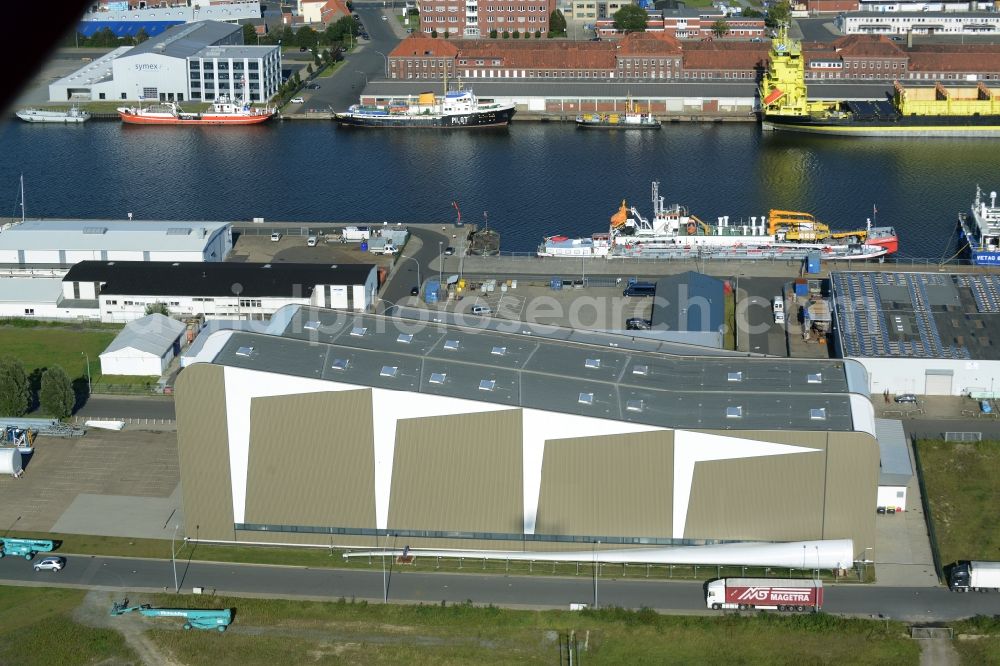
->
[242,23,257,44]
[535,29,541,38]
[431,28,438,38]
[766,2,791,29]
[502,30,510,39]
[712,19,730,38]
[297,26,318,49]
[145,302,170,316]
[489,28,498,38]
[548,9,566,36]
[0,358,29,417]
[613,4,648,33]
[39,366,74,419]
[307,63,314,75]
[407,7,419,16]
[512,29,520,39]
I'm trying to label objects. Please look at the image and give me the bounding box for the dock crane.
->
[110,599,233,632]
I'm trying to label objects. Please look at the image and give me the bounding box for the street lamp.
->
[375,50,389,78]
[438,241,443,286]
[80,352,91,394]
[592,540,600,608]
[171,524,180,593]
[398,255,421,290]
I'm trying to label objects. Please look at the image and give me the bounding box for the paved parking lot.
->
[230,230,394,268]
[0,429,180,539]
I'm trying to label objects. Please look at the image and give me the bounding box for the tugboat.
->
[117,96,274,126]
[576,96,660,129]
[958,186,1000,265]
[538,181,898,261]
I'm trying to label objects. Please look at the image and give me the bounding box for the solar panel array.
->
[208,306,862,432]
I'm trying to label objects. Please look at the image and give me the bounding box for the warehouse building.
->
[648,272,726,349]
[176,305,879,560]
[99,313,186,376]
[832,271,1000,396]
[0,219,232,267]
[61,261,377,323]
[49,21,280,103]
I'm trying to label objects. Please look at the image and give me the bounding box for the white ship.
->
[958,186,1000,266]
[16,106,90,123]
[538,182,897,262]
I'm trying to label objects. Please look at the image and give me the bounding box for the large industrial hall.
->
[176,305,880,562]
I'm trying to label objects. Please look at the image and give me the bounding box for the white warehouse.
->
[99,313,186,376]
[49,21,280,103]
[0,219,232,267]
[837,11,1000,37]
[61,261,378,323]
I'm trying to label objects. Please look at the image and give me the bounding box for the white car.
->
[381,15,388,20]
[270,232,282,242]
[306,236,318,247]
[772,297,784,314]
[34,556,65,572]
[774,311,786,325]
[291,97,305,104]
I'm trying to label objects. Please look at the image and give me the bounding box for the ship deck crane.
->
[767,209,867,244]
[110,599,233,632]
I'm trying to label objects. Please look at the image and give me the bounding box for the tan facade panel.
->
[175,364,235,542]
[535,431,674,538]
[823,432,879,552]
[685,449,826,542]
[244,390,376,530]
[388,410,522,534]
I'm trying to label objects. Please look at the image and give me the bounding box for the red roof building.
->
[417,0,556,39]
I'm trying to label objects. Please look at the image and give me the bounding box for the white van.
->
[471,305,492,316]
[773,297,784,314]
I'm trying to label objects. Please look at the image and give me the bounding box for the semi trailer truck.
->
[949,561,1000,592]
[705,578,822,611]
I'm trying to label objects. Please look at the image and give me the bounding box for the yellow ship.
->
[759,24,1000,137]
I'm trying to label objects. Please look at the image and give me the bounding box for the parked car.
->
[33,556,65,572]
[381,15,388,20]
[306,236,317,247]
[270,232,282,242]
[306,84,320,90]
[774,310,785,325]
[291,97,305,104]
[625,318,652,330]
[895,394,918,404]
[471,305,492,316]
[623,282,656,298]
[773,297,784,313]
[443,246,455,256]
[410,286,420,296]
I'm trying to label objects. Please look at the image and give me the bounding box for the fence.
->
[944,431,982,442]
[89,383,162,396]
[911,437,944,583]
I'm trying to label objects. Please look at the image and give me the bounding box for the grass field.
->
[140,595,919,666]
[0,587,136,665]
[0,325,118,384]
[954,616,1000,666]
[915,439,1000,566]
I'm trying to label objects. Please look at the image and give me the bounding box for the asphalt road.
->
[76,396,176,421]
[379,226,453,311]
[5,554,1000,621]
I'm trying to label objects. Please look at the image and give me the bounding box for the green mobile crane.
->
[110,599,233,631]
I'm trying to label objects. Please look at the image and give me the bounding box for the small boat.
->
[958,185,1000,266]
[576,97,660,129]
[16,106,90,123]
[117,96,274,126]
[336,87,515,129]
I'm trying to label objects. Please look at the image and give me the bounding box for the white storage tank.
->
[0,448,23,476]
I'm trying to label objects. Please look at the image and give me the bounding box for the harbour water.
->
[0,120,995,259]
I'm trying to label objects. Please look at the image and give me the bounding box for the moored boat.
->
[16,106,90,123]
[576,97,660,129]
[335,88,515,129]
[117,96,274,125]
[538,181,898,262]
[958,186,1000,265]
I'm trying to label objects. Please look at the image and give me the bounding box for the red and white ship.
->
[117,96,274,126]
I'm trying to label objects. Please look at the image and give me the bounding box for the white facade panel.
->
[64,250,104,264]
[148,251,205,263]
[0,251,17,263]
[23,250,61,264]
[113,52,190,102]
[106,251,145,261]
[855,356,1000,397]
[877,485,907,512]
[100,348,167,376]
[0,301,98,320]
[98,294,314,323]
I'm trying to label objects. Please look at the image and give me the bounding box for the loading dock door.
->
[925,370,953,396]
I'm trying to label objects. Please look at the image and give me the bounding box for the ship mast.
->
[19,173,25,222]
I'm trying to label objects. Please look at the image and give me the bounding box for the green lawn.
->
[142,596,919,665]
[915,439,1000,566]
[953,616,1000,666]
[0,325,118,384]
[0,587,136,666]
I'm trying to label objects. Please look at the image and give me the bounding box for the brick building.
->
[387,32,1000,82]
[595,8,766,40]
[417,0,557,38]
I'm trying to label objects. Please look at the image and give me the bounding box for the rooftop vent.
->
[429,372,447,385]
[444,339,460,351]
[633,364,649,376]
[304,320,321,331]
[810,407,827,420]
[82,227,108,234]
[585,358,601,369]
[578,392,594,405]
[491,346,507,356]
[235,346,254,357]
[350,326,367,337]
[380,365,398,378]
[331,358,349,371]
[807,373,823,384]
[728,371,743,382]
[166,227,192,235]
[479,379,496,391]
[626,399,644,413]
[397,333,413,344]
[726,405,743,418]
